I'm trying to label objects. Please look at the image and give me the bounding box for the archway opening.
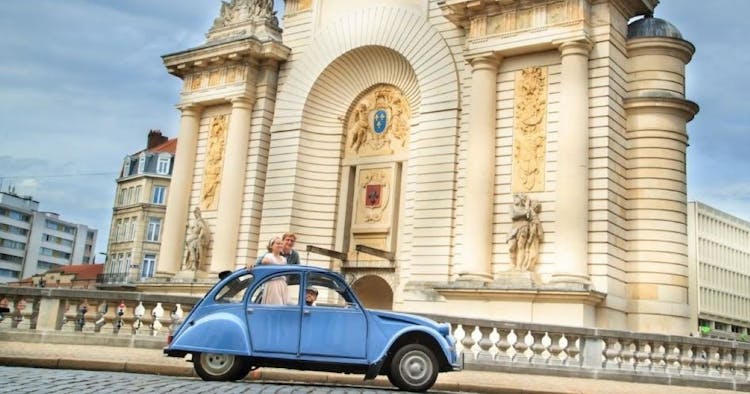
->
[351,275,393,310]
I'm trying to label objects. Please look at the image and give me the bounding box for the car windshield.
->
[214,273,254,303]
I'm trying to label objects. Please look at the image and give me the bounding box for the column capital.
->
[467,53,501,71]
[228,96,255,109]
[176,103,202,117]
[556,39,593,57]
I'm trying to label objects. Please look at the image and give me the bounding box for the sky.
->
[1,0,749,263]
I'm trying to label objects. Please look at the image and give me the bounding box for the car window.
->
[214,273,254,303]
[306,272,355,308]
[249,273,301,306]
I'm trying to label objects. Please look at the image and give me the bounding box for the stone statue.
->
[507,193,544,272]
[182,207,210,271]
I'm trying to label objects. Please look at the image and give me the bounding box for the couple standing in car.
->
[253,232,299,305]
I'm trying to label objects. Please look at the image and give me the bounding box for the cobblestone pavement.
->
[0,366,466,394]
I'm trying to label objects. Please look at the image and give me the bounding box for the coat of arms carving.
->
[346,85,410,157]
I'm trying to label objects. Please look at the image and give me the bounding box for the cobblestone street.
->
[0,366,463,394]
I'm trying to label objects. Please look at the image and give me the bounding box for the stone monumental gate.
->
[155,0,698,335]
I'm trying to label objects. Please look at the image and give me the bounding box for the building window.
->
[40,247,71,260]
[152,186,166,204]
[147,217,162,242]
[127,217,136,241]
[0,268,20,279]
[0,253,23,264]
[0,222,28,236]
[37,260,61,270]
[141,254,156,278]
[0,208,31,222]
[133,185,142,204]
[157,156,170,175]
[122,158,131,177]
[118,188,126,206]
[42,234,74,247]
[0,238,26,250]
[45,220,75,234]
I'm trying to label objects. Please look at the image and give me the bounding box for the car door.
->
[298,272,368,360]
[246,272,301,355]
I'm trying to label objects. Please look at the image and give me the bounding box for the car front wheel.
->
[193,352,251,381]
[388,344,439,392]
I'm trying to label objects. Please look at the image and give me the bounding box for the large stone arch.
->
[351,274,394,310]
[262,6,461,282]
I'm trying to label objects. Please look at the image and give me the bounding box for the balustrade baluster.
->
[547,332,564,366]
[679,343,695,376]
[619,338,635,371]
[29,297,40,330]
[733,348,746,381]
[460,325,478,362]
[720,347,734,378]
[454,324,466,354]
[476,326,494,362]
[664,342,680,375]
[602,337,620,370]
[495,326,512,364]
[650,341,666,374]
[707,346,722,377]
[563,334,581,367]
[512,329,530,364]
[634,339,652,373]
[530,331,547,365]
[693,345,708,376]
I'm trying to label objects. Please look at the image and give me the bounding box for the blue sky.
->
[1,1,748,262]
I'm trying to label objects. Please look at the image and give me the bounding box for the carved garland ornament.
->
[358,170,390,224]
[512,67,548,193]
[201,115,228,210]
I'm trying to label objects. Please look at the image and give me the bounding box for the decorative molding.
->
[185,65,247,93]
[512,66,548,193]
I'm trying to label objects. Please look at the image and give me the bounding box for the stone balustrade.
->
[423,314,750,391]
[0,286,200,338]
[0,285,748,390]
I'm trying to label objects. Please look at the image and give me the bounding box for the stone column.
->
[551,41,591,285]
[460,54,500,281]
[158,104,202,275]
[211,96,255,272]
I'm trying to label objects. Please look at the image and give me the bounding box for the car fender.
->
[374,326,453,365]
[170,312,250,355]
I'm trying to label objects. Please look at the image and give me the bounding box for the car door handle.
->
[246,308,254,314]
[303,309,311,315]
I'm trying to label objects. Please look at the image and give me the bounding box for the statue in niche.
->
[506,193,544,272]
[182,207,211,271]
[212,0,274,28]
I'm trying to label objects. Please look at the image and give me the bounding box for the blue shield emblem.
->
[373,109,387,134]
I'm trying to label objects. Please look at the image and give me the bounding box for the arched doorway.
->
[351,275,393,310]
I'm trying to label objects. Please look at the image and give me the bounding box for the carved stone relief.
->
[186,66,245,93]
[483,0,585,37]
[201,115,228,210]
[512,67,547,193]
[345,85,410,158]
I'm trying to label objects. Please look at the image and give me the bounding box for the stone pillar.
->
[158,104,202,275]
[460,54,500,281]
[551,41,591,285]
[211,96,255,272]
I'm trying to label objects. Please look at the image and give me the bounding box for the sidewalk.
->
[0,337,737,394]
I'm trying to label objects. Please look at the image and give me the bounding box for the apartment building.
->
[103,130,175,283]
[688,201,750,338]
[0,191,97,283]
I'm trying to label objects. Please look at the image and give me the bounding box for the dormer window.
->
[157,155,171,175]
[137,153,146,174]
[122,158,131,177]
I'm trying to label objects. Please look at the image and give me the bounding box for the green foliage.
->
[699,325,711,335]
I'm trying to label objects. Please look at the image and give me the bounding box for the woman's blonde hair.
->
[267,236,281,252]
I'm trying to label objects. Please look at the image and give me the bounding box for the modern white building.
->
[688,201,750,338]
[0,191,97,283]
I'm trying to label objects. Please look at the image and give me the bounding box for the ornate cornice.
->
[162,39,290,78]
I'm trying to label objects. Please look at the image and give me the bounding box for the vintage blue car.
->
[164,265,460,391]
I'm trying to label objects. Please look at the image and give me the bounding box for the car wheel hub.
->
[202,353,233,375]
[401,351,431,383]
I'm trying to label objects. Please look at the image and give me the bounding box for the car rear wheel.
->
[193,352,251,381]
[388,344,438,392]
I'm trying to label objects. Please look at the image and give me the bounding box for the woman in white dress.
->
[260,236,288,305]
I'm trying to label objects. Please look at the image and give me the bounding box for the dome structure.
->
[627,15,683,39]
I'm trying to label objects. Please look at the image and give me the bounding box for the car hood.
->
[369,309,449,335]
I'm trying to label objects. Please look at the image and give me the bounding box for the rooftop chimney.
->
[147,129,168,150]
